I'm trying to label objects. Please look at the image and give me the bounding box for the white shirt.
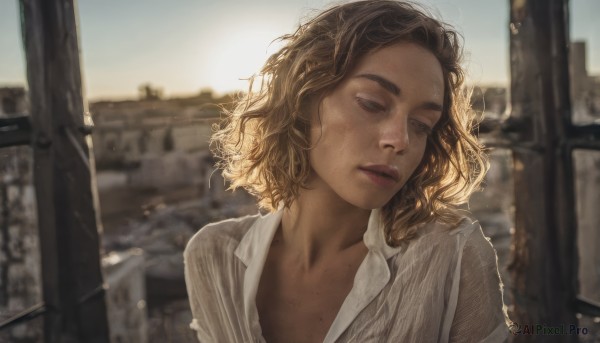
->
[184,207,510,342]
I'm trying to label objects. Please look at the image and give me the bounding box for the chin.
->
[344,193,394,210]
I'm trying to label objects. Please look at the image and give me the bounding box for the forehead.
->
[349,42,445,101]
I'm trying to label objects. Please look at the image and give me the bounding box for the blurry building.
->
[0,87,41,341]
[90,98,218,169]
[0,87,28,116]
[470,86,508,119]
[570,40,600,123]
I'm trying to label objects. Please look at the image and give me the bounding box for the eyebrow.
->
[356,73,400,95]
[355,73,444,112]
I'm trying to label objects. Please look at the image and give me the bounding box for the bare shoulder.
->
[183,213,261,260]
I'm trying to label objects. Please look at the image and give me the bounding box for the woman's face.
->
[307,41,444,210]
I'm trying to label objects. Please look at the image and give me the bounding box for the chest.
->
[255,246,367,343]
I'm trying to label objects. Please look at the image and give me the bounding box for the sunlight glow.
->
[203,26,285,94]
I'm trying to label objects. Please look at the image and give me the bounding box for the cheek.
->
[311,108,362,153]
[408,143,429,175]
[309,126,347,168]
[416,140,429,161]
[309,120,365,180]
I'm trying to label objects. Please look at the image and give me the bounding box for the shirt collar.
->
[233,206,284,334]
[233,207,283,268]
[234,206,404,266]
[233,206,405,341]
[363,207,405,259]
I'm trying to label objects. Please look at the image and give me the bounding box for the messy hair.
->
[211,0,489,246]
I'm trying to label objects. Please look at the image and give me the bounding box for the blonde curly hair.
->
[211,0,489,246]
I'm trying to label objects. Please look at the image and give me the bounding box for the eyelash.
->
[410,119,433,136]
[356,97,386,112]
[356,97,433,135]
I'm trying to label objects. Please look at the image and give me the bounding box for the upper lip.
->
[360,164,400,182]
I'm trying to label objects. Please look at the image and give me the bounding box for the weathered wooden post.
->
[507,0,578,341]
[19,0,110,341]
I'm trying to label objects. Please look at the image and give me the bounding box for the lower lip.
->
[359,168,397,187]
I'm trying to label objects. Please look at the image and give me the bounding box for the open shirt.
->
[184,207,510,342]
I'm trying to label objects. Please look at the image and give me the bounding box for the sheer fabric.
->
[184,208,511,342]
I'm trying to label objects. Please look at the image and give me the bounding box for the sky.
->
[0,0,598,101]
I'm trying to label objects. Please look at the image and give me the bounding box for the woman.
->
[184,1,511,342]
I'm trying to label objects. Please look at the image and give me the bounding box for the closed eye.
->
[410,119,433,135]
[356,97,386,113]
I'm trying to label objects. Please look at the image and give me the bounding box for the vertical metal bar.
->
[508,0,578,341]
[0,183,8,308]
[19,0,110,342]
[550,0,580,331]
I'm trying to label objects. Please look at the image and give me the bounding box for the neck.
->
[279,183,371,271]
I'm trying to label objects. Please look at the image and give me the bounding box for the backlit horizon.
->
[0,0,598,101]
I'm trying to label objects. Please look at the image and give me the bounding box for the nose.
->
[379,116,410,153]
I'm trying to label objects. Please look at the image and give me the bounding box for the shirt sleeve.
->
[448,225,511,343]
[183,232,220,342]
